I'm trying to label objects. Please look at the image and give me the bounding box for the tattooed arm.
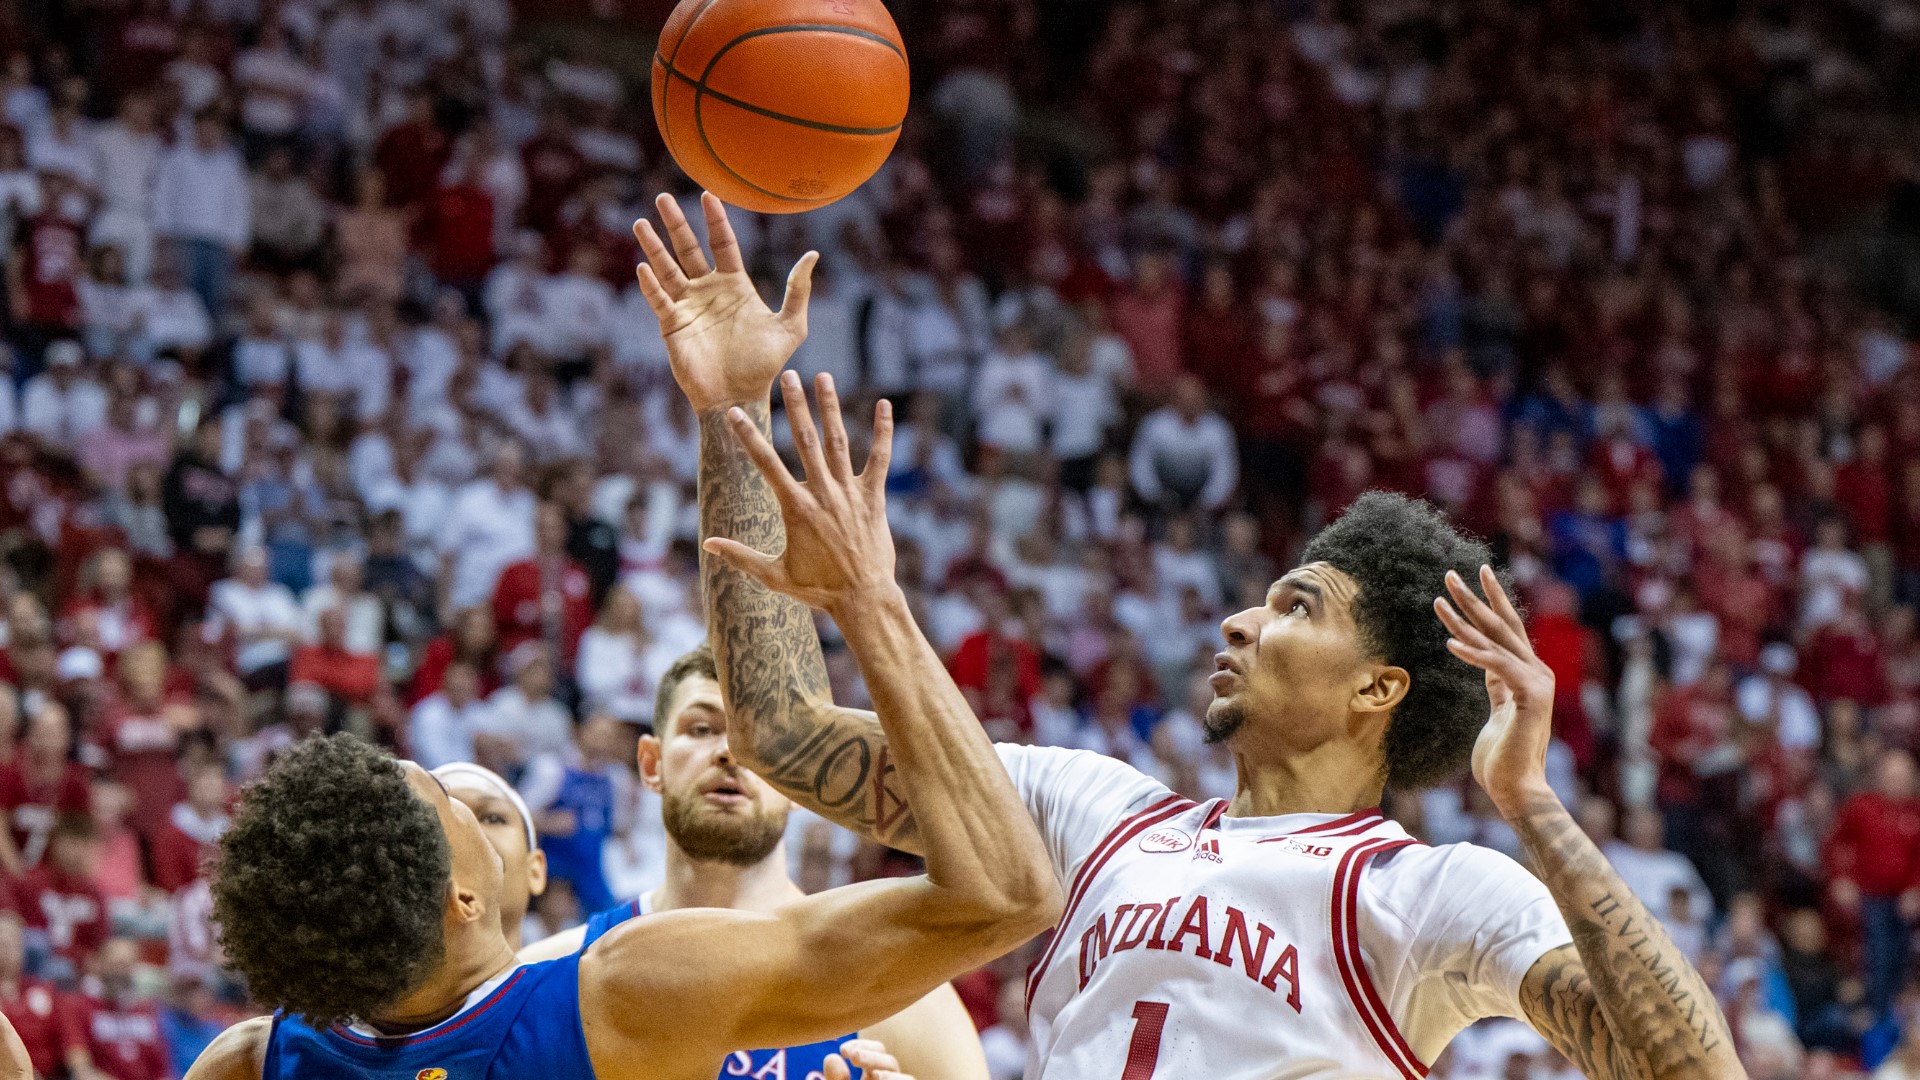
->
[1436,569,1742,1080]
[630,190,926,850]
[697,397,927,850]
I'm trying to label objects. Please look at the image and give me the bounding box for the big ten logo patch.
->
[1269,837,1334,859]
[1138,828,1193,853]
[416,1070,448,1080]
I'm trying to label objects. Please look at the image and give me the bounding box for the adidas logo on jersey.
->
[1138,828,1193,853]
[1192,838,1222,863]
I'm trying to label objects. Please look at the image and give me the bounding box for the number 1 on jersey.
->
[1121,1000,1169,1080]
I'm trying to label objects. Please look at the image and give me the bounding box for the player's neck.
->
[369,929,519,1034]
[1227,741,1383,819]
[655,841,803,913]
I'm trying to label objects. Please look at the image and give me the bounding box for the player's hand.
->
[633,190,817,413]
[824,1038,915,1080]
[1433,565,1558,818]
[702,371,896,614]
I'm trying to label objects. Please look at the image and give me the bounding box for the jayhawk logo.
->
[416,1070,448,1080]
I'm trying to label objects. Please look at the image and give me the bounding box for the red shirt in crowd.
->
[93,694,188,837]
[405,636,499,706]
[288,644,382,706]
[10,865,109,965]
[15,212,83,328]
[0,760,91,867]
[1648,683,1737,807]
[520,132,586,233]
[0,976,78,1077]
[1836,456,1892,543]
[374,118,450,211]
[425,180,495,284]
[1826,790,1920,898]
[948,631,1042,705]
[70,992,169,1080]
[147,804,224,895]
[491,557,592,666]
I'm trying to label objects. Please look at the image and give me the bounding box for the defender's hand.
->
[825,1039,915,1080]
[702,371,896,614]
[1434,565,1559,817]
[633,191,818,412]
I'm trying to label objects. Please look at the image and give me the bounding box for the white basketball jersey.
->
[1025,795,1431,1080]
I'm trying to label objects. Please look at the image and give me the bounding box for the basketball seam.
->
[659,61,905,136]
[667,22,908,206]
[655,0,727,161]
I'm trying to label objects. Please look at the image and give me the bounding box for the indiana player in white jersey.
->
[638,191,1743,1080]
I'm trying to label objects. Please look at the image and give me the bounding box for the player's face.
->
[1210,562,1401,752]
[643,676,790,867]
[446,784,547,931]
[401,762,508,925]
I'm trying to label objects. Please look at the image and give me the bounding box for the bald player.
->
[432,763,547,950]
[519,646,988,1080]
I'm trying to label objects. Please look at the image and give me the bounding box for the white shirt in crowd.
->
[972,347,1053,456]
[1049,365,1120,462]
[409,690,493,771]
[203,576,303,674]
[152,140,252,250]
[21,373,109,446]
[144,285,214,352]
[1735,674,1822,752]
[91,120,163,220]
[1600,840,1713,926]
[1128,407,1240,511]
[438,478,536,609]
[574,626,656,724]
[478,685,573,766]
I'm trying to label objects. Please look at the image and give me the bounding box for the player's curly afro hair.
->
[211,733,451,1027]
[1299,491,1513,791]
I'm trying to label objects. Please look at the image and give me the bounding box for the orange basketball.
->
[651,0,910,214]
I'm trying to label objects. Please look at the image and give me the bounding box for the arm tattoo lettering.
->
[698,404,921,848]
[1511,795,1741,1080]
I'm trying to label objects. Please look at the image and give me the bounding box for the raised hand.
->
[701,370,895,613]
[823,1039,915,1080]
[1432,565,1558,816]
[632,191,818,412]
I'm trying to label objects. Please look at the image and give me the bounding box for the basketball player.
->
[431,763,546,950]
[178,379,1062,1080]
[645,192,1742,1080]
[517,645,988,1080]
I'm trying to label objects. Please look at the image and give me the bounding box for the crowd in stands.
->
[0,0,1916,1074]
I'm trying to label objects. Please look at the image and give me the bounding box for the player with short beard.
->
[520,645,988,1080]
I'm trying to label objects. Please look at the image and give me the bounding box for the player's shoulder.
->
[183,1015,272,1080]
[993,742,1171,801]
[1364,840,1552,927]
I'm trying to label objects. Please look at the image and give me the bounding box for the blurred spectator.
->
[0,704,88,871]
[12,812,109,978]
[520,712,632,916]
[0,911,77,1078]
[1827,751,1920,1020]
[1128,375,1238,516]
[151,108,249,322]
[70,936,168,1080]
[475,642,569,779]
[408,659,489,770]
[440,440,536,611]
[492,502,592,668]
[287,607,381,708]
[147,763,228,896]
[92,642,191,837]
[202,546,301,689]
[575,587,653,725]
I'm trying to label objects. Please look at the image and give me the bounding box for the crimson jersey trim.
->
[1331,838,1427,1079]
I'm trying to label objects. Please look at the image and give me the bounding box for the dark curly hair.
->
[211,733,451,1027]
[1300,491,1512,791]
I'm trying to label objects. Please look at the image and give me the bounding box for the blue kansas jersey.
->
[263,951,595,1079]
[581,897,861,1080]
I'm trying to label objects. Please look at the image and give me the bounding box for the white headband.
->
[432,762,537,850]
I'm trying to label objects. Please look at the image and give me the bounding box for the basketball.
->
[651,0,910,214]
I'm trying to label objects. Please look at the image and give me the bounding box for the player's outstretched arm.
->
[698,373,1057,925]
[579,373,1057,1079]
[0,1004,30,1080]
[1436,568,1744,1080]
[634,192,926,852]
